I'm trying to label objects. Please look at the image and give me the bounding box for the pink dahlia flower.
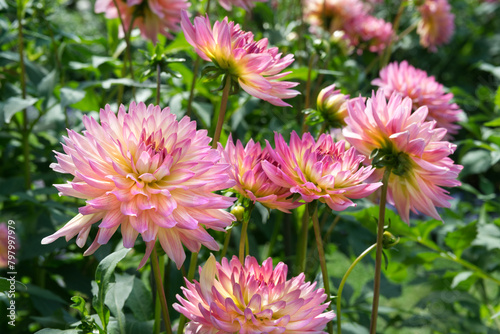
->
[417,0,455,52]
[218,135,302,213]
[181,11,299,107]
[174,254,335,333]
[42,102,235,268]
[352,15,393,54]
[317,84,349,128]
[218,0,267,11]
[95,0,190,43]
[372,61,462,137]
[261,132,381,211]
[343,90,463,223]
[303,0,368,34]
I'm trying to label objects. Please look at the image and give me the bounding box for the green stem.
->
[239,203,254,263]
[186,57,200,117]
[211,74,232,149]
[220,228,232,259]
[337,243,377,334]
[310,203,333,334]
[296,206,310,274]
[266,214,282,259]
[151,246,173,334]
[301,53,316,135]
[369,167,392,334]
[381,1,406,68]
[17,0,30,190]
[153,255,165,334]
[156,63,161,105]
[323,215,340,244]
[177,252,198,333]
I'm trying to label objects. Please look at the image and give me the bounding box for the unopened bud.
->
[231,205,245,221]
[382,231,400,249]
[317,84,349,128]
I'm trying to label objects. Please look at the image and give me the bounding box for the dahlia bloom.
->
[181,11,299,107]
[352,15,393,54]
[42,102,235,268]
[218,0,266,11]
[219,135,302,213]
[261,132,381,211]
[417,0,455,52]
[372,61,462,137]
[303,0,368,34]
[343,90,462,223]
[317,84,349,128]
[174,254,335,333]
[95,0,189,43]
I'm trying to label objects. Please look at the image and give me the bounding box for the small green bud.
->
[382,231,400,249]
[231,205,245,221]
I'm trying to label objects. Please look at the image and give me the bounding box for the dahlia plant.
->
[343,90,462,223]
[372,61,462,137]
[417,0,455,52]
[174,254,335,333]
[95,0,189,43]
[42,102,235,268]
[180,11,299,107]
[218,0,266,11]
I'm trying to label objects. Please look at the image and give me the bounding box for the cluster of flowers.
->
[40,1,463,332]
[304,0,455,53]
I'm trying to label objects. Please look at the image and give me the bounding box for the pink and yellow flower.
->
[261,132,381,211]
[181,11,299,107]
[372,61,462,137]
[95,0,190,43]
[343,90,462,223]
[219,135,302,213]
[42,102,235,268]
[417,0,455,52]
[174,254,335,333]
[352,15,393,54]
[303,0,368,34]
[0,223,10,268]
[218,0,267,11]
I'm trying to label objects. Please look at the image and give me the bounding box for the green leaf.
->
[70,295,88,316]
[484,117,500,127]
[495,86,500,109]
[285,67,317,81]
[1,96,39,123]
[450,271,476,289]
[125,277,153,322]
[0,277,11,293]
[34,330,80,334]
[60,88,86,110]
[460,149,492,176]
[444,221,477,258]
[471,223,500,250]
[105,274,135,334]
[92,248,130,331]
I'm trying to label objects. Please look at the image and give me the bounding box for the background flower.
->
[343,90,463,223]
[262,131,381,211]
[417,0,455,52]
[181,11,299,107]
[95,0,190,43]
[218,0,267,11]
[174,255,335,333]
[42,102,235,268]
[372,60,462,137]
[219,135,302,212]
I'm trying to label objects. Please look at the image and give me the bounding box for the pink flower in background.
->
[42,102,235,268]
[262,132,381,211]
[174,254,335,333]
[343,90,462,223]
[372,61,462,137]
[95,0,190,43]
[219,135,302,212]
[417,0,455,52]
[181,11,299,107]
[218,0,267,11]
[303,0,368,34]
[353,15,393,54]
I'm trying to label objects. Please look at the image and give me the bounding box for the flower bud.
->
[231,205,245,222]
[382,231,400,249]
[317,84,349,128]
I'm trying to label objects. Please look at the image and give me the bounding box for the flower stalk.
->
[310,201,333,334]
[369,167,392,334]
[212,74,232,149]
[238,202,254,264]
[151,246,173,334]
[337,243,377,334]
